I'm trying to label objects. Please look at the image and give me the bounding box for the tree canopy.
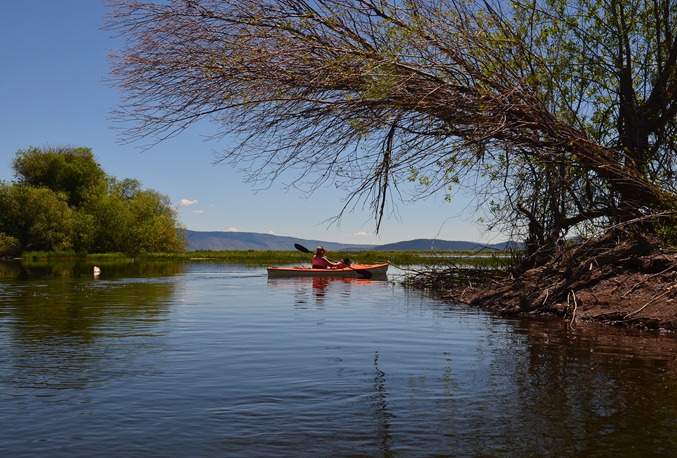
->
[12,146,107,207]
[0,147,185,256]
[105,0,677,259]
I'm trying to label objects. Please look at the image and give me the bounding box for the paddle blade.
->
[294,243,312,254]
[355,267,372,279]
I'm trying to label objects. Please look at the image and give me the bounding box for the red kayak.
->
[267,262,389,280]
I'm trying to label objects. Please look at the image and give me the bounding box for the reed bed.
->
[18,249,514,270]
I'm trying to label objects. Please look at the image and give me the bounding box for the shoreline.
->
[434,234,677,332]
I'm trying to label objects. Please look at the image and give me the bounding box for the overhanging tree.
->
[106,0,677,258]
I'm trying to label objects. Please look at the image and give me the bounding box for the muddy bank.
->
[433,232,677,332]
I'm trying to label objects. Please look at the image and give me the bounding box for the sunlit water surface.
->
[1,261,677,457]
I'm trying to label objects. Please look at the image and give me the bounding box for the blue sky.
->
[0,0,501,245]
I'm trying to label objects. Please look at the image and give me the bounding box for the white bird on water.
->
[93,266,101,277]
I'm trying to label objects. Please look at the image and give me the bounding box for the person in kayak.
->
[312,246,345,269]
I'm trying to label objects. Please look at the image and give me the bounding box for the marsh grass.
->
[20,249,512,269]
[21,251,129,261]
[137,249,514,268]
[146,250,311,265]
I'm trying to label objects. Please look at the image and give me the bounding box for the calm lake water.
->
[2,261,677,457]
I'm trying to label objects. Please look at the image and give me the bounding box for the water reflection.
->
[1,261,181,394]
[312,277,330,303]
[483,316,677,456]
[267,276,381,308]
[0,259,186,280]
[373,351,394,457]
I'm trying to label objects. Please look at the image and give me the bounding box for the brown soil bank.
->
[442,232,677,332]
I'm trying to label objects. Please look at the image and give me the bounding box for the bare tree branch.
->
[104,0,677,246]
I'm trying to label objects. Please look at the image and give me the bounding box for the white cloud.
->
[353,231,371,237]
[180,199,198,206]
[268,230,276,235]
[227,227,240,232]
[192,209,205,214]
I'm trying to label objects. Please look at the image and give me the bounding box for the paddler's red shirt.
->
[312,255,335,269]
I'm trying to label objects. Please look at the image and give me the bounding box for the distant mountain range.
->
[376,238,516,251]
[185,230,516,251]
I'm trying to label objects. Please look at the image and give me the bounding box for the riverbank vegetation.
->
[0,147,185,256]
[17,249,510,269]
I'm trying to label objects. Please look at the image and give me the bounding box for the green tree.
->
[80,188,130,253]
[106,0,676,262]
[0,183,75,252]
[12,146,107,207]
[0,232,21,257]
[126,188,185,253]
[2,147,186,254]
[82,177,185,254]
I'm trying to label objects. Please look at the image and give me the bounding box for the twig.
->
[621,263,677,298]
[568,290,578,328]
[624,287,674,319]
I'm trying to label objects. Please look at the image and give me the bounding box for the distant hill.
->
[185,230,518,252]
[185,230,371,251]
[374,238,516,251]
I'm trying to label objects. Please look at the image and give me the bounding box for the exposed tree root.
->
[409,231,677,332]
